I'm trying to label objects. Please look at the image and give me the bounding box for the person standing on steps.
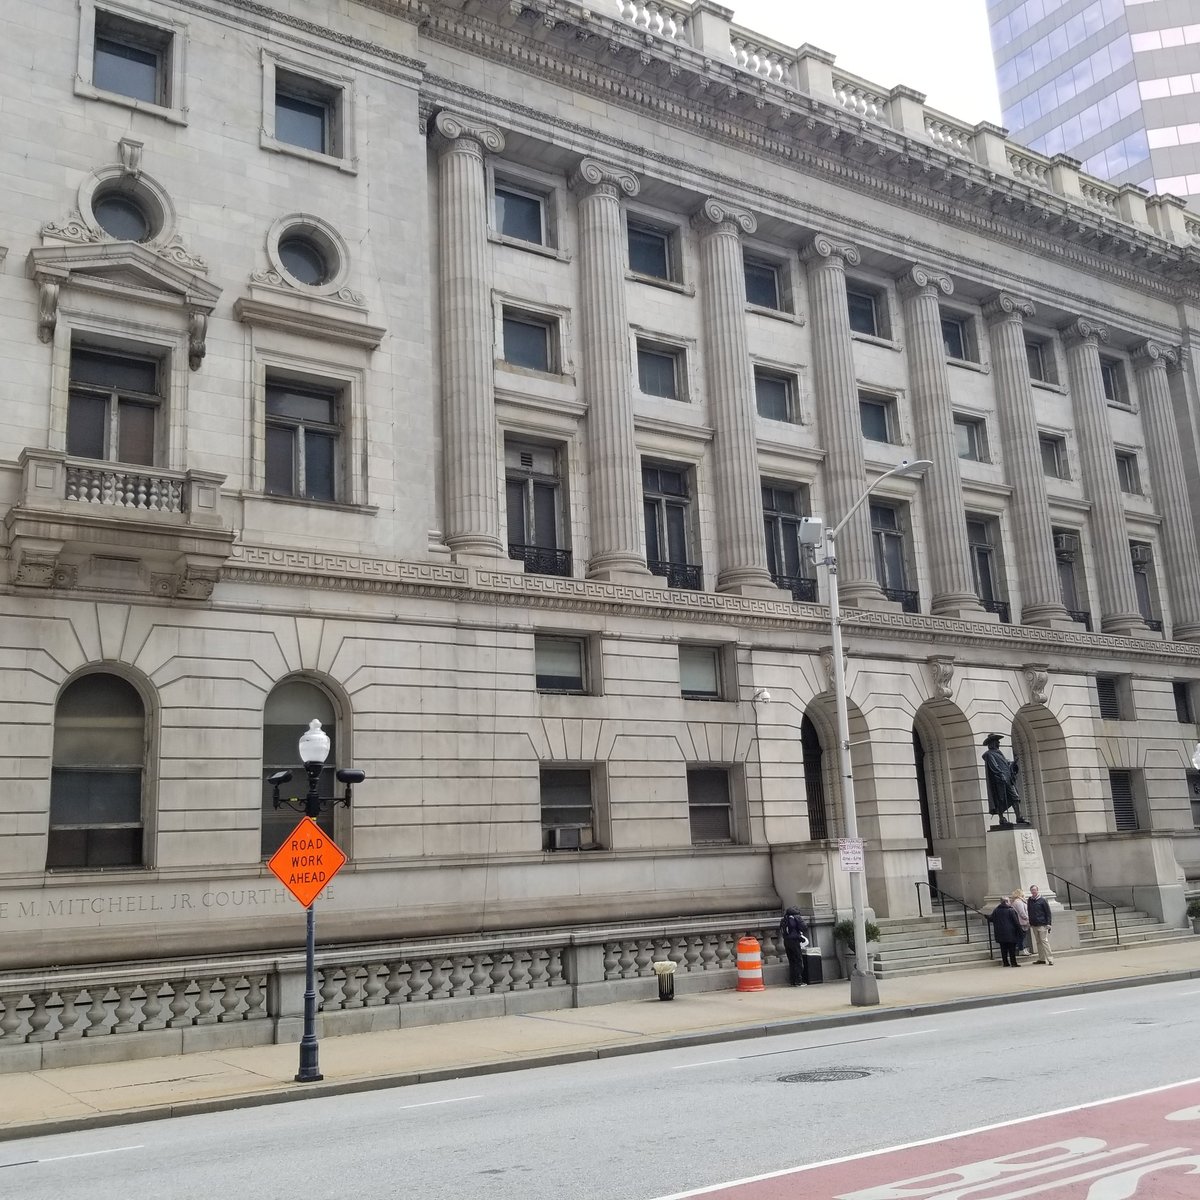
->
[990,895,1023,967]
[779,906,810,986]
[1010,888,1031,956]
[1027,883,1054,965]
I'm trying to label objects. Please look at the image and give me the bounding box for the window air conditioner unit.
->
[1053,532,1079,558]
[1130,545,1153,566]
[548,826,582,851]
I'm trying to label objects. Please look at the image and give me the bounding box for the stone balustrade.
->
[833,72,890,122]
[1080,178,1120,217]
[613,0,691,43]
[65,462,187,513]
[728,28,795,85]
[1008,148,1052,188]
[1186,214,1200,245]
[925,114,973,158]
[0,914,791,1071]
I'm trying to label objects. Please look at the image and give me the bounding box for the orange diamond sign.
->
[268,817,346,908]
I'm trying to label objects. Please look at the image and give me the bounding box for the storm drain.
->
[778,1068,874,1083]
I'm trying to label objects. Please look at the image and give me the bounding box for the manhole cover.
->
[778,1068,873,1083]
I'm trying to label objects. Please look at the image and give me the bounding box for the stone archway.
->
[1012,705,1071,837]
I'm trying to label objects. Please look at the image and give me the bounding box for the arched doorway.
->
[1012,706,1070,836]
[912,728,936,892]
[801,712,832,840]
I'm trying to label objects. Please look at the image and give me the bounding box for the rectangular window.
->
[93,10,171,106]
[754,369,795,422]
[540,767,593,850]
[1040,434,1068,479]
[859,392,895,443]
[1189,771,1200,829]
[628,220,674,281]
[871,502,916,610]
[534,636,586,693]
[1174,681,1194,724]
[679,644,721,699]
[1108,769,1138,831]
[1026,340,1048,382]
[1095,675,1124,721]
[503,310,555,373]
[275,71,339,155]
[637,341,684,400]
[1131,542,1158,625]
[265,378,341,503]
[643,462,698,587]
[687,767,734,843]
[955,415,988,462]
[1115,451,1141,494]
[1054,528,1087,626]
[941,313,971,361]
[1101,357,1128,406]
[763,482,815,599]
[967,515,1007,620]
[67,345,162,466]
[744,257,782,310]
[846,288,881,337]
[505,439,568,574]
[494,182,546,245]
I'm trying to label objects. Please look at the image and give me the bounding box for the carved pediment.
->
[27,242,220,367]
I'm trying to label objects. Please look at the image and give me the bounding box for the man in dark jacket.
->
[990,896,1023,967]
[1027,883,1054,965]
[779,907,810,985]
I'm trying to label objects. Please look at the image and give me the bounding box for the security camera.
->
[752,688,772,704]
[336,768,366,785]
[797,516,824,546]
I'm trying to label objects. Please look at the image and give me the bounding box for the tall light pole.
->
[804,459,932,1007]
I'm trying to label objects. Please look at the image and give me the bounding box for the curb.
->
[3,966,1196,1143]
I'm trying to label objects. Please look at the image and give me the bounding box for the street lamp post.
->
[268,719,364,1083]
[805,459,932,1008]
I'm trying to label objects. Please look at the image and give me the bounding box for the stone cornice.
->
[223,544,1200,665]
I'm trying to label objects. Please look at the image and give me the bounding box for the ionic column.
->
[897,267,983,617]
[802,235,880,604]
[1061,319,1145,635]
[1134,343,1200,640]
[570,158,650,581]
[983,293,1068,625]
[433,111,505,561]
[693,198,774,595]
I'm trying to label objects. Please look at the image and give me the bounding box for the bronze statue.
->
[982,733,1028,828]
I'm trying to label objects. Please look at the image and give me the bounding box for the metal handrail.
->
[914,881,994,958]
[1046,872,1119,944]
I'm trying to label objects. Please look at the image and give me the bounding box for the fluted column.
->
[897,267,983,617]
[570,158,650,581]
[433,111,504,560]
[802,235,880,604]
[693,198,774,594]
[1134,343,1200,640]
[1061,319,1145,635]
[983,292,1068,625]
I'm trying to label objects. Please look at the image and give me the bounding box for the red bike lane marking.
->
[653,1078,1200,1200]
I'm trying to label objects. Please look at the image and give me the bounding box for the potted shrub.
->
[833,918,881,977]
[1187,898,1200,935]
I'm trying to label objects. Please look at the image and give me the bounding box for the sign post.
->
[268,816,347,1082]
[837,837,865,874]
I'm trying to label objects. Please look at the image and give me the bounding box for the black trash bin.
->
[653,960,676,1000]
[804,947,824,985]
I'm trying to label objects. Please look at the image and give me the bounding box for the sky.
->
[722,1,1003,128]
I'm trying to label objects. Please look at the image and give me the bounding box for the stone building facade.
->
[2,0,1200,974]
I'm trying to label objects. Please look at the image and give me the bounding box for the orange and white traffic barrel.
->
[736,936,765,992]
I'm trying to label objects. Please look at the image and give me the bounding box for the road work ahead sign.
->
[268,817,346,907]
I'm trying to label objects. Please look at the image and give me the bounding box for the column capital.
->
[569,157,641,199]
[1060,317,1110,349]
[431,110,505,157]
[983,291,1035,324]
[1132,340,1179,372]
[897,264,953,300]
[1170,344,1191,372]
[691,197,757,236]
[801,233,860,267]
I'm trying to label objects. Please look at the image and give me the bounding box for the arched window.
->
[261,679,337,858]
[801,713,830,841]
[49,674,146,869]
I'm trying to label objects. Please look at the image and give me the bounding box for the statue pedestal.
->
[983,827,1079,949]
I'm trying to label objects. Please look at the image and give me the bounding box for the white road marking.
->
[644,1075,1200,1200]
[886,1029,939,1038]
[10,1146,144,1167]
[671,1058,739,1070]
[395,1096,480,1111]
[1050,1007,1085,1014]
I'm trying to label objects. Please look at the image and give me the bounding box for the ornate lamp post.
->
[268,719,364,1083]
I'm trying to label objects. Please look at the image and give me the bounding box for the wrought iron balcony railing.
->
[772,573,818,603]
[1145,617,1164,633]
[508,543,573,577]
[883,587,920,613]
[1067,609,1093,632]
[981,598,1011,623]
[648,559,703,590]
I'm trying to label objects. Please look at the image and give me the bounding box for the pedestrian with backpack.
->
[779,907,810,986]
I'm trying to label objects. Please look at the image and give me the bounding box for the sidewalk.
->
[4,938,1199,1141]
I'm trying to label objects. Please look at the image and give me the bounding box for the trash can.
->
[804,947,824,985]
[652,959,676,1000]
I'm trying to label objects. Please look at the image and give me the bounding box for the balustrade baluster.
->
[409,960,432,1002]
[0,992,26,1041]
[386,962,412,1004]
[57,987,84,1039]
[429,958,451,1000]
[470,954,492,996]
[509,952,530,992]
[602,943,620,981]
[447,956,470,998]
[318,967,340,1010]
[88,471,102,503]
[634,940,653,977]
[83,986,112,1036]
[194,978,218,1025]
[26,991,55,1042]
[245,974,265,1017]
[700,938,718,971]
[363,964,386,1007]
[168,979,194,1027]
[617,941,637,980]
[219,977,244,1022]
[141,982,166,1030]
[489,954,510,994]
[341,965,363,1009]
[113,984,140,1034]
[547,948,565,988]
[528,949,549,988]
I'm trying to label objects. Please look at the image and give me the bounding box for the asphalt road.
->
[4,977,1200,1200]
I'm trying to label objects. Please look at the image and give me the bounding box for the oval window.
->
[278,235,329,286]
[93,193,152,242]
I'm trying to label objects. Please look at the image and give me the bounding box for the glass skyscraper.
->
[988,0,1200,204]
